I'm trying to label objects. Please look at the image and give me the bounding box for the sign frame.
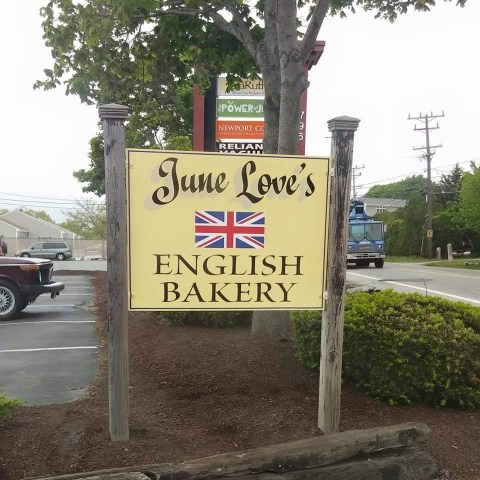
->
[127,149,330,312]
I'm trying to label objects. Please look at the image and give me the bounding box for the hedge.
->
[291,290,480,408]
[161,310,252,328]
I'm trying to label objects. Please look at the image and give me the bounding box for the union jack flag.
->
[195,211,265,249]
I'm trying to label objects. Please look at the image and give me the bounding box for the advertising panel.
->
[217,142,263,154]
[217,77,264,96]
[128,150,330,311]
[216,120,264,140]
[217,98,264,118]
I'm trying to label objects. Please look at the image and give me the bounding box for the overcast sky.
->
[1,1,479,222]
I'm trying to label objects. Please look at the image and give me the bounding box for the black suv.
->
[0,256,65,320]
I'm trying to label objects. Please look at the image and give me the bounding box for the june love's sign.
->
[127,150,330,311]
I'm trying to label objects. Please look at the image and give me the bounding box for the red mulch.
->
[0,271,478,479]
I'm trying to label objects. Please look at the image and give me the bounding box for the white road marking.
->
[25,304,76,308]
[348,272,480,305]
[0,320,95,326]
[0,346,97,353]
[348,272,379,281]
[392,263,480,280]
[58,294,92,296]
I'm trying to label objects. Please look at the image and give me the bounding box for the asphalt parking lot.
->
[0,274,98,406]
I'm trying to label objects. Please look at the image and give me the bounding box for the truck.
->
[347,201,385,268]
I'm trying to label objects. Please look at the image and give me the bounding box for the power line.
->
[0,191,101,202]
[351,164,364,199]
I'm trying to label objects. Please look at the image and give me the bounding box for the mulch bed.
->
[0,271,478,479]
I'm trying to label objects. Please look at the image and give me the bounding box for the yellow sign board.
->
[127,150,330,311]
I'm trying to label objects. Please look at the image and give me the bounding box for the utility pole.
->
[408,112,444,259]
[351,164,364,199]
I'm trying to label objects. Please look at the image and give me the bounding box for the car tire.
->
[375,259,384,268]
[56,253,66,261]
[21,252,31,258]
[0,280,23,320]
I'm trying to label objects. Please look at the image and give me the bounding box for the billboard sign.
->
[217,142,263,154]
[216,120,264,140]
[217,98,264,118]
[217,77,264,96]
[127,150,330,311]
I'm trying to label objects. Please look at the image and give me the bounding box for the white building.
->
[0,210,80,240]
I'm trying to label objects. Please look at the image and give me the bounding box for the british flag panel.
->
[195,211,265,249]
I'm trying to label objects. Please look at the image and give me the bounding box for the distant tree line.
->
[367,162,480,257]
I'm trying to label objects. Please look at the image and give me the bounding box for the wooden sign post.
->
[99,104,130,441]
[318,116,360,434]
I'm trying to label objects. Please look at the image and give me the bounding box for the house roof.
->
[0,210,79,236]
[0,218,28,231]
[358,197,407,208]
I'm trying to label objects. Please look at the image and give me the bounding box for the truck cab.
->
[347,201,385,268]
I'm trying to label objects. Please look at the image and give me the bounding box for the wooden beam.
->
[39,423,431,480]
[318,116,360,434]
[99,104,130,441]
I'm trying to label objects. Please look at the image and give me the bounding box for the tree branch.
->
[300,0,330,62]
[209,12,245,47]
[222,0,258,60]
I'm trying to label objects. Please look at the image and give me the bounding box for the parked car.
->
[0,256,65,320]
[15,241,72,261]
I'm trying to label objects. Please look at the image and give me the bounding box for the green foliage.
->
[424,259,480,271]
[458,169,480,237]
[291,290,480,408]
[73,134,105,196]
[39,1,468,193]
[162,311,252,328]
[438,163,464,206]
[59,199,106,239]
[368,164,480,257]
[290,310,321,370]
[0,394,21,419]
[365,175,427,200]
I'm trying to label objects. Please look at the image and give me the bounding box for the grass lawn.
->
[422,258,480,270]
[386,256,428,263]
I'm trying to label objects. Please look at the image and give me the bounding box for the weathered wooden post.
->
[99,104,130,441]
[318,116,360,434]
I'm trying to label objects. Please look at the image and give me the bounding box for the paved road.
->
[0,275,98,406]
[347,262,480,306]
[53,259,107,271]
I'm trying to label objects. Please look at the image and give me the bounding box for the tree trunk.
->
[251,0,306,337]
[258,0,281,155]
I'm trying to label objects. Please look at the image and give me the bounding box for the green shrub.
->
[0,394,21,419]
[161,310,252,328]
[291,290,480,408]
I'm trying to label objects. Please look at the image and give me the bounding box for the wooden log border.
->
[35,422,437,480]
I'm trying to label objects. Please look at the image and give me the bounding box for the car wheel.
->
[56,253,66,261]
[0,280,23,320]
[21,252,30,258]
[375,259,384,268]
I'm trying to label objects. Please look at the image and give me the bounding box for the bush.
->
[161,310,252,328]
[0,394,21,419]
[291,290,480,408]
